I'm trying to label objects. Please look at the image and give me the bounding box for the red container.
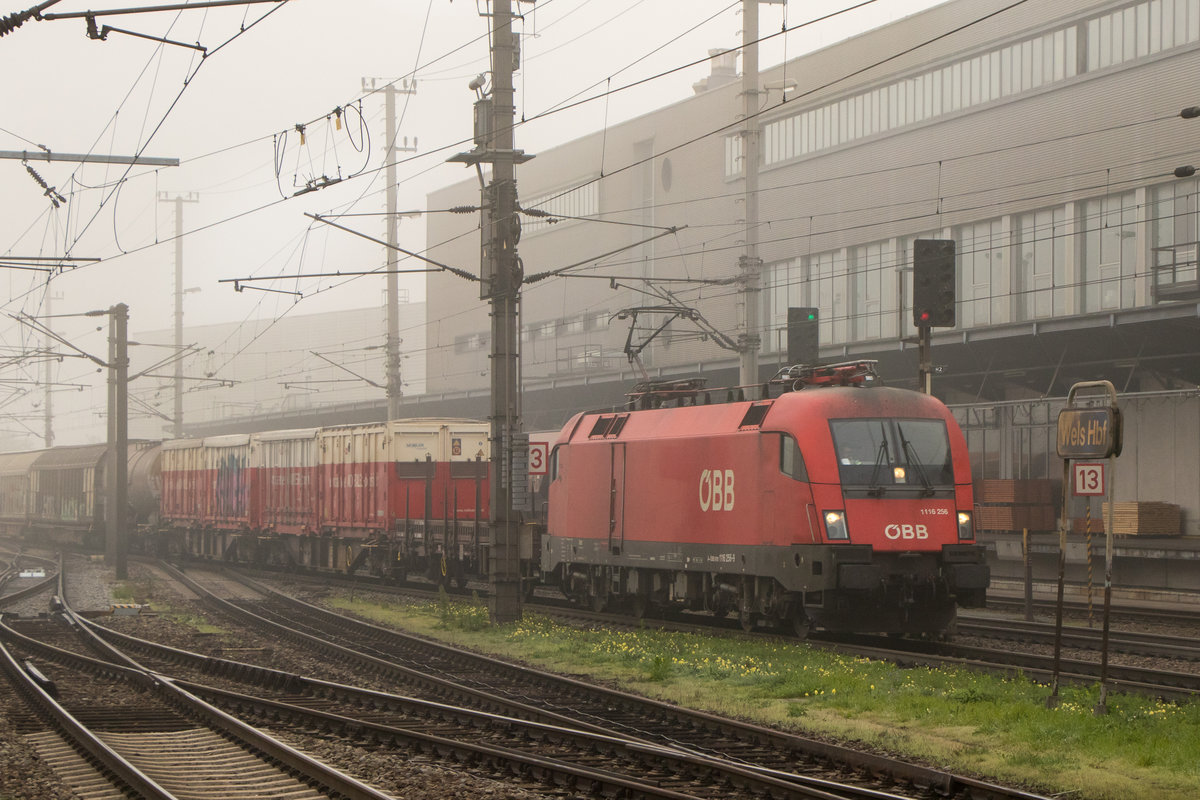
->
[161,438,206,527]
[201,434,254,531]
[254,428,319,536]
[319,424,388,537]
[388,419,489,527]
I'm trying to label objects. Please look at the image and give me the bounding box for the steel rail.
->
[199,562,1051,800]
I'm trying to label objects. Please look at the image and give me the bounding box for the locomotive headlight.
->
[892,466,906,482]
[957,510,973,540]
[824,510,848,540]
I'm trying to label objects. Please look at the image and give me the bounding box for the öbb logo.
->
[699,469,735,512]
[885,523,928,540]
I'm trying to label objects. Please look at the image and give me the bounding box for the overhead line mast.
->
[737,0,784,394]
[449,0,535,624]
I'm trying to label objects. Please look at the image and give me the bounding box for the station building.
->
[422,0,1200,588]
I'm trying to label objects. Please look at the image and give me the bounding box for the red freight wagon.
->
[319,423,388,538]
[544,364,988,636]
[254,428,320,536]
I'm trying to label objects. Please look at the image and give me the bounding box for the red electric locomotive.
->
[542,361,989,636]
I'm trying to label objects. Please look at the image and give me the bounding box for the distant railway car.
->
[0,451,39,537]
[543,362,989,636]
[126,443,162,528]
[28,444,110,549]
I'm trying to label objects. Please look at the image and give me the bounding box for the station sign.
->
[1056,407,1122,459]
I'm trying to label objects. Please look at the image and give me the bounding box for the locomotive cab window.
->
[549,446,561,481]
[829,418,953,489]
[779,434,809,481]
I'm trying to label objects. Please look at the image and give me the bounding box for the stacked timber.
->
[1102,502,1181,537]
[974,479,1056,533]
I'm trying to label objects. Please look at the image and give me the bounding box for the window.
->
[1081,191,1138,311]
[830,418,953,488]
[455,332,488,353]
[584,310,609,331]
[1014,207,1066,320]
[522,183,600,234]
[719,1,1200,179]
[780,434,808,481]
[955,218,1008,327]
[1150,178,1199,298]
[740,402,772,428]
[849,241,888,341]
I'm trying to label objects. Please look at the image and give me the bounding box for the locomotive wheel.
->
[591,592,608,613]
[738,610,758,633]
[629,594,648,620]
[790,613,811,640]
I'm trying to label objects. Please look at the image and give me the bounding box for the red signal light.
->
[918,310,931,323]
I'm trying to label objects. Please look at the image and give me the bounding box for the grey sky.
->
[0,0,942,444]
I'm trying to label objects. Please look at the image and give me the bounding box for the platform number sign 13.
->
[1073,462,1105,496]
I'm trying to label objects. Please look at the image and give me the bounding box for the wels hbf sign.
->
[1056,407,1122,459]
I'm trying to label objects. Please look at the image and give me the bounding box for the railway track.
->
[3,558,1015,800]
[0,616,393,800]
[218,562,1200,709]
[0,551,57,609]
[955,615,1200,661]
[239,564,1200,698]
[985,591,1200,626]
[160,561,1050,800]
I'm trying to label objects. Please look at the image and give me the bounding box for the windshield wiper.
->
[867,422,890,497]
[896,423,935,496]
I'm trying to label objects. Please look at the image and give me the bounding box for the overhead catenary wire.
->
[4,0,1180,438]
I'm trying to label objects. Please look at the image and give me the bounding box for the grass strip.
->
[325,591,1200,800]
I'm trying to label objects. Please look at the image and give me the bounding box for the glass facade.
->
[763,178,1200,350]
[754,0,1200,352]
[728,0,1200,177]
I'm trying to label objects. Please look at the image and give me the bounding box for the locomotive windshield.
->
[829,418,954,489]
